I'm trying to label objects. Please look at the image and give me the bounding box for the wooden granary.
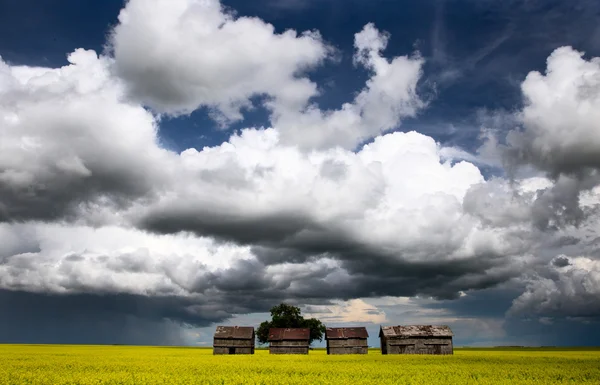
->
[379,325,453,355]
[325,327,369,354]
[267,328,310,354]
[213,326,255,355]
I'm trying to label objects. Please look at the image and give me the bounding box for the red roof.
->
[268,328,310,341]
[325,327,369,339]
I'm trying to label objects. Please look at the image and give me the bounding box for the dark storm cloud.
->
[414,283,600,346]
[505,252,600,324]
[252,242,523,302]
[0,172,152,223]
[552,256,571,268]
[0,281,290,344]
[503,317,600,346]
[500,156,600,233]
[424,286,525,319]
[207,259,273,293]
[140,210,319,246]
[250,246,319,266]
[0,245,346,336]
[140,206,523,301]
[529,175,598,231]
[343,258,515,300]
[0,290,191,345]
[0,229,533,345]
[551,236,581,248]
[504,130,600,179]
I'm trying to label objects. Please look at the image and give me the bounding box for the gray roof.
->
[380,325,453,338]
[214,326,254,339]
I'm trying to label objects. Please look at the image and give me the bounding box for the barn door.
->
[228,347,235,355]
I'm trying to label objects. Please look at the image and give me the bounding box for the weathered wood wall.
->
[327,339,368,347]
[269,346,309,354]
[381,337,453,355]
[270,340,308,347]
[213,347,254,355]
[213,339,254,347]
[328,346,368,354]
[213,338,255,354]
[327,338,368,354]
[269,340,309,354]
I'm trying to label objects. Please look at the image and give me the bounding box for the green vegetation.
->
[1,344,599,384]
[256,303,326,345]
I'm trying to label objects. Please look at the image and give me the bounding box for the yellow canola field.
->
[1,345,600,385]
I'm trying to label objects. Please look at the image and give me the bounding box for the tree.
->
[256,303,326,345]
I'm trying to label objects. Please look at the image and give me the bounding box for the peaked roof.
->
[214,326,255,339]
[379,325,453,338]
[268,328,310,341]
[325,327,369,339]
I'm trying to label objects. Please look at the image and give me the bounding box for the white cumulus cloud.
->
[0,49,173,222]
[505,46,600,175]
[110,0,330,124]
[272,23,424,150]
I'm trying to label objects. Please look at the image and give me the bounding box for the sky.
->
[1,0,600,348]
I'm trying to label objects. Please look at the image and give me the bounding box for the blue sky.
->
[1,0,600,347]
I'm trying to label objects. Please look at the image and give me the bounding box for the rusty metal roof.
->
[325,327,369,339]
[214,326,255,340]
[268,328,310,341]
[379,325,453,337]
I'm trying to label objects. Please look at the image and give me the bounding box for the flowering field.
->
[1,345,599,384]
